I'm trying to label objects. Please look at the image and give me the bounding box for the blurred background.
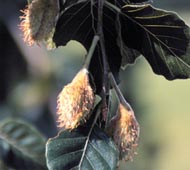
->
[0,0,190,170]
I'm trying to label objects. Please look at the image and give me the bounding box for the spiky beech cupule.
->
[57,68,95,130]
[19,0,59,45]
[110,103,140,161]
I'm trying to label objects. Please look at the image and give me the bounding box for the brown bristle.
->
[57,68,95,130]
[110,104,140,161]
[19,0,59,45]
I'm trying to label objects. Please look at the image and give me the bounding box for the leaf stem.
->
[109,72,133,112]
[83,35,100,69]
[105,1,121,13]
[78,105,102,169]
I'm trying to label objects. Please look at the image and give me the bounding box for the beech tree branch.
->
[97,0,111,123]
[83,35,99,69]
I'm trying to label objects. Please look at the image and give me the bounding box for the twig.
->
[79,3,112,167]
[97,0,110,123]
[109,72,133,112]
[83,35,100,69]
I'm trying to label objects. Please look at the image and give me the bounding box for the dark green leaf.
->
[94,95,102,109]
[119,4,190,79]
[54,1,190,84]
[53,1,122,93]
[61,0,79,9]
[46,126,119,170]
[0,119,47,170]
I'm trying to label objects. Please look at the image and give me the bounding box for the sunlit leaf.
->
[46,126,119,170]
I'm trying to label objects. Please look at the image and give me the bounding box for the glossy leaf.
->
[119,4,190,79]
[0,119,47,170]
[46,126,119,170]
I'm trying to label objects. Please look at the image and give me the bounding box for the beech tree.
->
[0,0,190,170]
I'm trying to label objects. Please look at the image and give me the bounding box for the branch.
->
[97,0,111,123]
[109,72,133,112]
[83,35,100,69]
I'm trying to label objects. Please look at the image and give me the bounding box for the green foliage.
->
[51,0,190,168]
[0,119,47,170]
[54,1,190,92]
[1,0,190,170]
[120,4,190,79]
[46,126,119,170]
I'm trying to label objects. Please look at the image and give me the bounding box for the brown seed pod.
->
[57,68,95,130]
[110,103,140,161]
[19,0,59,45]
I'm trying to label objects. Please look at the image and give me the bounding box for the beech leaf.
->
[0,119,47,170]
[118,4,190,79]
[46,126,119,170]
[54,1,190,88]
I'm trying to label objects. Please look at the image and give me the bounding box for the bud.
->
[19,0,59,45]
[110,104,140,161]
[57,68,95,130]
